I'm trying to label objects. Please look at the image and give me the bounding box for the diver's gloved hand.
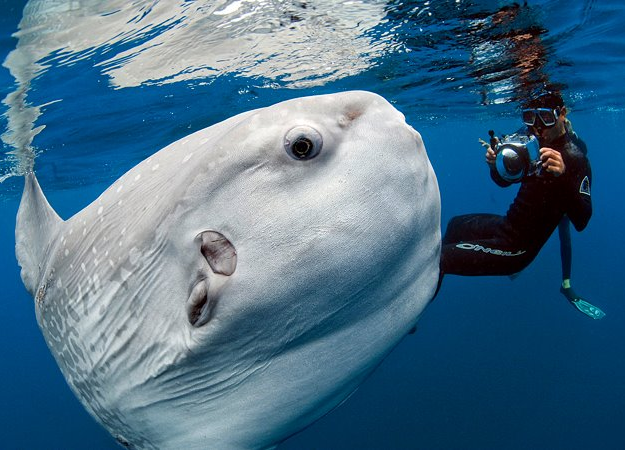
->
[560,285,606,320]
[478,138,490,149]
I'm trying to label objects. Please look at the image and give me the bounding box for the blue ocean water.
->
[1,1,624,449]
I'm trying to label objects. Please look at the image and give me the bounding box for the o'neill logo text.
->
[456,243,526,257]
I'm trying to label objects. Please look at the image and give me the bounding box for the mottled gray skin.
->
[16,91,440,449]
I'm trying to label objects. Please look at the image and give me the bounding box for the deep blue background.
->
[1,1,625,449]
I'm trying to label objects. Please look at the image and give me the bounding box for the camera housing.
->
[494,133,541,183]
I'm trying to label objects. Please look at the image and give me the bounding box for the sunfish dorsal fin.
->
[15,173,64,296]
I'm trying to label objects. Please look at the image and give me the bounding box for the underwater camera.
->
[495,134,542,183]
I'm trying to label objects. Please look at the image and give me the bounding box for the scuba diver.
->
[481,121,603,319]
[440,90,604,319]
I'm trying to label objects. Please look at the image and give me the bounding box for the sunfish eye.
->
[284,126,323,160]
[292,138,313,158]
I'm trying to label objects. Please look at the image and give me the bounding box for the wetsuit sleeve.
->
[564,154,592,231]
[570,132,588,156]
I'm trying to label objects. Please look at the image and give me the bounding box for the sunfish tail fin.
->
[15,172,64,296]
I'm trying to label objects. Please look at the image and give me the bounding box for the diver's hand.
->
[478,138,490,149]
[485,147,496,166]
[540,147,566,176]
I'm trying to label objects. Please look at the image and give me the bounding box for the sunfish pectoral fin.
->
[186,231,237,327]
[198,230,237,276]
[15,172,64,296]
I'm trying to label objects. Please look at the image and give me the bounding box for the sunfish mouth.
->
[186,230,237,327]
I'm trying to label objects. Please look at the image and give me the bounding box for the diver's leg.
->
[559,216,580,296]
[442,213,506,244]
[441,238,534,276]
[441,213,535,276]
[557,217,605,319]
[558,216,572,283]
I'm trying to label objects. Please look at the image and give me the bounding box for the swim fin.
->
[560,286,606,320]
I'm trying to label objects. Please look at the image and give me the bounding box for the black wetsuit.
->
[441,131,592,276]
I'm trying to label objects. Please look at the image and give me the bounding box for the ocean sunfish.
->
[15,90,440,449]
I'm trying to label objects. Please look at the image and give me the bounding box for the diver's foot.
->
[560,285,580,303]
[560,285,606,320]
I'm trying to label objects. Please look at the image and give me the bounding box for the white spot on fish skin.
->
[183,153,193,163]
[92,247,97,255]
[121,227,126,235]
[64,249,69,256]
[128,247,143,266]
[97,206,104,215]
[83,228,87,236]
[109,260,115,268]
[200,137,209,145]
[120,267,132,282]
[94,258,99,267]
[56,279,63,289]
[116,184,124,193]
[70,264,74,270]
[81,263,86,273]
[135,174,142,181]
[151,164,160,171]
[118,199,123,206]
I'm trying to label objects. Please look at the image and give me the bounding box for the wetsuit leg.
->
[558,216,572,281]
[441,213,538,276]
[442,214,503,244]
